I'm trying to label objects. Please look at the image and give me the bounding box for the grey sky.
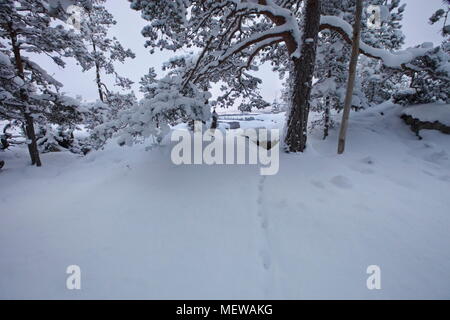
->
[37,0,446,111]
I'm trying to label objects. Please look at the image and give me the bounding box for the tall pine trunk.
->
[95,60,104,102]
[337,0,363,154]
[91,39,105,103]
[86,10,106,103]
[284,0,321,152]
[9,23,42,166]
[24,113,41,166]
[323,95,330,140]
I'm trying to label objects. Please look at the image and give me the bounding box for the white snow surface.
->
[403,103,450,126]
[1,102,450,299]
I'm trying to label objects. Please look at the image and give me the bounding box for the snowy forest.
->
[1,0,450,300]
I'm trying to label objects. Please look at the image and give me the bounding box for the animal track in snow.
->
[311,180,325,189]
[330,175,353,189]
[256,176,272,272]
[260,250,271,270]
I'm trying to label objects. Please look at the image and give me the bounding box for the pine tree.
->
[0,0,89,166]
[75,0,136,102]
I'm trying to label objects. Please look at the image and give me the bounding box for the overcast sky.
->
[37,0,447,111]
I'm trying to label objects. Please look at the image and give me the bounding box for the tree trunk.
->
[95,62,104,102]
[92,40,105,102]
[24,113,42,167]
[337,0,363,154]
[323,95,330,140]
[284,0,322,152]
[87,10,106,103]
[9,23,42,166]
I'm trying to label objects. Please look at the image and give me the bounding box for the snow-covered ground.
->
[1,102,450,299]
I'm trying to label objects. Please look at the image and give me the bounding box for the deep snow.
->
[1,102,450,299]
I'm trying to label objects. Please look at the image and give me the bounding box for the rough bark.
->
[211,110,218,129]
[24,113,41,166]
[284,0,322,152]
[323,95,330,140]
[337,0,363,155]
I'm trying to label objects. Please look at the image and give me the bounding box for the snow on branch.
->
[194,27,288,81]
[234,0,303,56]
[320,15,438,71]
[181,0,304,89]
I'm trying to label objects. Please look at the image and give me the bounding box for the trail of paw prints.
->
[257,176,269,229]
[256,175,275,297]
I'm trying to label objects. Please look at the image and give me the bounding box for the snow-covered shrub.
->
[36,125,90,155]
[94,75,211,147]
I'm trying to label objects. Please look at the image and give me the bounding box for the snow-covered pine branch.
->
[93,73,211,148]
[320,15,450,80]
[130,0,303,109]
